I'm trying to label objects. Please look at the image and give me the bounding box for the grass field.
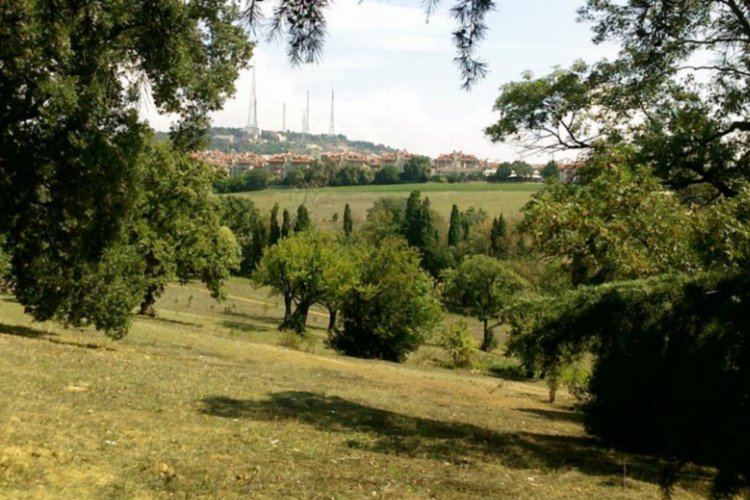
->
[233,183,542,231]
[0,281,714,499]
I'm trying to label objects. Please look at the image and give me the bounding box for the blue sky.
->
[145,0,616,161]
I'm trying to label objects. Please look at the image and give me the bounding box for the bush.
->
[329,238,442,362]
[507,273,750,494]
[439,320,476,368]
[373,164,400,185]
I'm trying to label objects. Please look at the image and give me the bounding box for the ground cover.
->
[0,285,713,498]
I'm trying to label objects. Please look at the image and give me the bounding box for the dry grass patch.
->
[0,293,714,498]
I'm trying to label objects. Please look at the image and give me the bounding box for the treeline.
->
[213,158,560,194]
[214,156,433,193]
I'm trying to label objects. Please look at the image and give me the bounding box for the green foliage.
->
[133,145,241,316]
[284,168,307,188]
[400,156,431,183]
[694,186,750,272]
[402,191,444,276]
[540,161,559,180]
[333,164,373,186]
[0,0,251,335]
[519,166,699,285]
[281,209,292,238]
[489,215,508,258]
[253,231,337,334]
[330,238,442,362]
[0,236,10,291]
[294,204,311,232]
[493,164,513,181]
[269,203,281,246]
[439,320,476,368]
[506,273,750,494]
[448,205,461,247]
[442,255,528,351]
[220,197,264,274]
[343,204,353,236]
[214,168,271,193]
[374,165,401,185]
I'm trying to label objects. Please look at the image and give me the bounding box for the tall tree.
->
[541,161,559,180]
[448,205,461,247]
[0,0,252,336]
[269,203,281,246]
[220,197,264,275]
[294,204,311,233]
[442,255,528,351]
[281,209,292,238]
[489,215,508,258]
[400,156,432,183]
[343,204,353,236]
[253,231,337,334]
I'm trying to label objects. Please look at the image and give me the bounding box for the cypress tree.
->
[269,203,281,245]
[343,203,353,236]
[294,204,311,232]
[489,215,508,258]
[281,209,292,238]
[448,204,461,247]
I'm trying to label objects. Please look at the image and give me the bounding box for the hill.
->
[0,282,713,498]
[154,128,399,156]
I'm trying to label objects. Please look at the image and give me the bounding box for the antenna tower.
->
[282,102,286,132]
[328,88,335,135]
[302,91,310,134]
[245,66,260,140]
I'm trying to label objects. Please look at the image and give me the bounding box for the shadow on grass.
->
[199,391,711,493]
[0,322,54,339]
[485,364,530,381]
[0,322,115,351]
[140,315,202,328]
[220,320,273,334]
[518,408,584,425]
[1,296,19,304]
[222,310,282,326]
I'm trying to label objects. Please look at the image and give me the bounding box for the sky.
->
[144,0,617,162]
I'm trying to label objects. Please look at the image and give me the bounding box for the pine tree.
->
[448,204,461,247]
[281,209,292,238]
[269,203,281,245]
[294,204,311,232]
[343,203,353,236]
[489,215,508,258]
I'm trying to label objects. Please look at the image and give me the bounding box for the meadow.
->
[233,182,542,230]
[0,281,714,498]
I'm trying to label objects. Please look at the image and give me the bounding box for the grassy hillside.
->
[233,183,541,231]
[0,284,713,499]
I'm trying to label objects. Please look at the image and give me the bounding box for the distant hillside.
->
[206,127,398,155]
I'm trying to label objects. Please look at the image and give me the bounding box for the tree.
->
[220,197,265,274]
[493,163,513,182]
[242,0,494,89]
[294,204,311,232]
[343,204,353,236]
[541,160,559,180]
[401,191,448,276]
[0,236,10,292]
[317,240,360,332]
[269,203,281,246]
[401,156,431,183]
[245,168,271,191]
[489,215,508,258]
[329,238,442,362]
[253,231,336,333]
[0,0,252,336]
[284,168,307,188]
[512,161,533,179]
[518,165,699,286]
[281,209,292,238]
[448,205,461,247]
[134,145,241,317]
[442,255,528,351]
[374,165,401,185]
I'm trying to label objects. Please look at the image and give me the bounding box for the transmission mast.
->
[328,88,335,136]
[245,65,260,140]
[302,90,310,134]
[282,102,286,132]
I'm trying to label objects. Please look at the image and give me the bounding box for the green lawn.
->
[232,182,542,231]
[0,284,714,499]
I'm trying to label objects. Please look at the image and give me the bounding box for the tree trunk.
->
[280,293,293,330]
[327,307,337,333]
[289,301,311,334]
[480,318,494,352]
[139,286,158,317]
